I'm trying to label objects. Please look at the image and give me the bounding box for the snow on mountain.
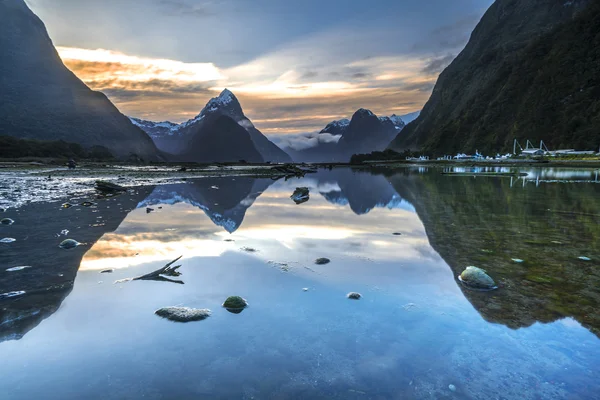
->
[399,111,421,124]
[321,113,406,138]
[129,117,180,139]
[379,114,406,131]
[129,90,239,139]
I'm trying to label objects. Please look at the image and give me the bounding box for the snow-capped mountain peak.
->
[198,88,240,116]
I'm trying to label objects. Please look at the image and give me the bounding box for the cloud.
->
[269,132,341,151]
[57,46,431,129]
[58,46,224,86]
[421,54,456,75]
[412,13,484,53]
[159,0,217,18]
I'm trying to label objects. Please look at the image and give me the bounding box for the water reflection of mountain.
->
[139,177,274,233]
[316,169,409,215]
[0,188,154,342]
[389,170,600,337]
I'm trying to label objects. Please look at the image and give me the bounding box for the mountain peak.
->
[199,88,242,117]
[218,88,235,101]
[355,108,375,117]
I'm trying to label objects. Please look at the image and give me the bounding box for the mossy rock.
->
[459,266,497,290]
[347,292,362,300]
[223,296,248,313]
[155,307,211,322]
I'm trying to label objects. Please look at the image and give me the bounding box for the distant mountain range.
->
[389,0,599,155]
[132,96,411,163]
[290,109,406,162]
[130,90,291,163]
[0,0,159,161]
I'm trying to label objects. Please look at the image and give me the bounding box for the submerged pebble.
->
[59,239,80,250]
[241,247,257,253]
[61,203,74,209]
[0,238,16,244]
[449,384,456,392]
[511,258,524,264]
[347,292,362,300]
[459,266,497,290]
[100,269,114,274]
[315,257,331,265]
[578,256,592,261]
[155,307,211,322]
[392,232,402,236]
[1,218,14,225]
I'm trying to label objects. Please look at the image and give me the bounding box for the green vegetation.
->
[0,135,114,160]
[391,1,600,156]
[350,149,408,164]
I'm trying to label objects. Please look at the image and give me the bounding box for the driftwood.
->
[270,164,317,180]
[115,256,184,285]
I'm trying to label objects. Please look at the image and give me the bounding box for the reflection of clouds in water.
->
[79,176,447,297]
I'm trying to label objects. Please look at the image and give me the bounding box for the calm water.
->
[1,167,599,399]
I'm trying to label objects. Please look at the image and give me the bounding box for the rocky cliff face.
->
[389,0,598,155]
[0,0,160,160]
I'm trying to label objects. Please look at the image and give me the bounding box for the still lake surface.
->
[1,167,599,399]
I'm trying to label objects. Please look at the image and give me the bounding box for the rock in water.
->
[0,238,16,244]
[155,307,211,322]
[578,256,592,261]
[59,239,80,250]
[347,292,362,300]
[459,266,497,290]
[315,258,331,265]
[100,269,114,274]
[222,296,248,314]
[95,181,126,193]
[1,218,14,225]
[291,187,310,204]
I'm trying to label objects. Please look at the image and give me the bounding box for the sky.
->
[26,0,493,137]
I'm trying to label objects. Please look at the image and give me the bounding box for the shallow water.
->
[0,167,599,399]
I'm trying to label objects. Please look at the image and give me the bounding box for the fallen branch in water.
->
[115,256,184,285]
[270,164,317,180]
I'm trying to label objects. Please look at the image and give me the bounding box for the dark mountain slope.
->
[180,115,264,163]
[338,109,399,157]
[389,0,597,155]
[0,0,159,160]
